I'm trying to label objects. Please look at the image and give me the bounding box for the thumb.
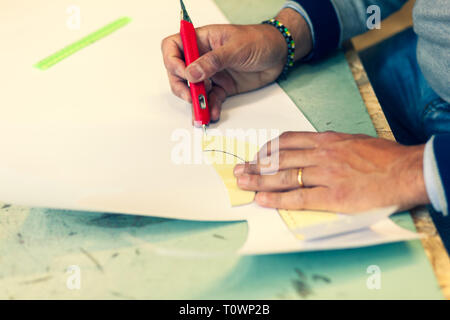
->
[185,45,233,83]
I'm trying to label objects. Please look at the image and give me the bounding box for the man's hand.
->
[234,132,430,213]
[161,8,312,123]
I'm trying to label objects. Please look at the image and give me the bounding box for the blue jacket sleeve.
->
[290,0,406,61]
[290,0,341,61]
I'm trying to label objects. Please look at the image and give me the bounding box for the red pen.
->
[180,0,210,134]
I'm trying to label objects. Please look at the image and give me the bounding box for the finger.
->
[235,149,320,176]
[236,169,300,192]
[162,35,187,80]
[211,71,238,96]
[258,131,352,159]
[208,85,227,122]
[185,45,235,83]
[204,78,213,93]
[236,166,326,191]
[300,166,328,187]
[262,132,322,156]
[167,72,191,102]
[255,187,330,210]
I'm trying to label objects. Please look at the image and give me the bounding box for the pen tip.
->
[202,125,207,136]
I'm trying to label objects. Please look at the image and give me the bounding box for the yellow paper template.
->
[202,136,340,237]
[278,209,339,240]
[202,136,257,206]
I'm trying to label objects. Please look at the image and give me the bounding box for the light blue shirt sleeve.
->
[424,136,448,216]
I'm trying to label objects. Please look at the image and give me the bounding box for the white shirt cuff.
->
[424,136,448,216]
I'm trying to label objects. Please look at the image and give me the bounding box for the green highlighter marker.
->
[35,16,131,70]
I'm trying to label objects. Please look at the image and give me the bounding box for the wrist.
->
[275,8,313,61]
[400,145,430,208]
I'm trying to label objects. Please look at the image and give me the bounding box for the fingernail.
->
[211,109,221,123]
[187,65,204,82]
[237,175,249,186]
[234,165,244,176]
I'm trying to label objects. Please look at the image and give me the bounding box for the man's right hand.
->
[161,8,312,123]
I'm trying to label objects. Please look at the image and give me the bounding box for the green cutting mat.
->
[0,0,442,299]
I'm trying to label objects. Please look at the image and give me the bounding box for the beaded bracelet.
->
[262,18,296,80]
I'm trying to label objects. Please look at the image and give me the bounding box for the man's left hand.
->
[233,132,429,213]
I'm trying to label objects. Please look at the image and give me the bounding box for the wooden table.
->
[345,48,450,299]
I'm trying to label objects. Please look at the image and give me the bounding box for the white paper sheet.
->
[0,0,420,254]
[240,205,420,255]
[0,0,315,221]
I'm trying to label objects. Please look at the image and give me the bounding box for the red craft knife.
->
[180,0,210,134]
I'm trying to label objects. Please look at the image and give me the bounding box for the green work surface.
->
[0,0,442,299]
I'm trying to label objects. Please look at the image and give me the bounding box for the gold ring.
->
[297,168,304,188]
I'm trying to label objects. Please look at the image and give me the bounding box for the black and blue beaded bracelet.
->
[262,18,296,79]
